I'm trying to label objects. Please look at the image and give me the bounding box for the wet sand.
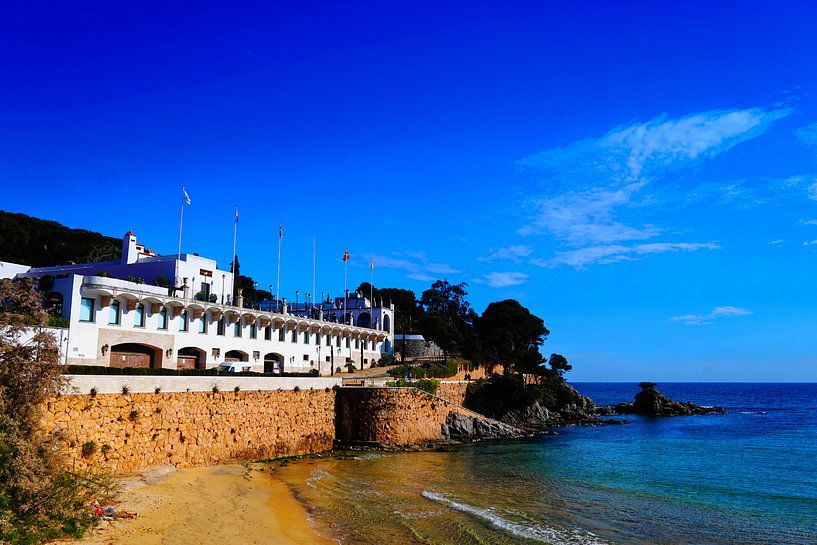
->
[60,464,334,545]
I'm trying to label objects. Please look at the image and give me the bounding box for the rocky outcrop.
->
[606,383,726,416]
[441,411,523,440]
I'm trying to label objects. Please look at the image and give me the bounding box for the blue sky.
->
[2,1,817,381]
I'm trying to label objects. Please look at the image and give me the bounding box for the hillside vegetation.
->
[0,211,121,267]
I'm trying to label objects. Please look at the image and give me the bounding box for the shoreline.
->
[55,463,334,545]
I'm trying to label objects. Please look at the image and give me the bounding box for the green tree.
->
[476,299,550,373]
[416,280,476,362]
[548,353,573,376]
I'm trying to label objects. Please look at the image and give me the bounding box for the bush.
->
[386,378,439,396]
[46,315,69,328]
[81,441,97,458]
[344,363,357,373]
[378,353,394,367]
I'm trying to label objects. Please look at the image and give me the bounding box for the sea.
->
[275,383,817,545]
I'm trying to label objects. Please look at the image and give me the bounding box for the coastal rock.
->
[609,383,726,416]
[442,411,522,440]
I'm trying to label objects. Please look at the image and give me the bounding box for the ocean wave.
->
[421,491,610,545]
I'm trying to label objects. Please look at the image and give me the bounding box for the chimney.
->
[122,231,138,264]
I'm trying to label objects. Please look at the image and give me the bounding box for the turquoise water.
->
[280,383,817,544]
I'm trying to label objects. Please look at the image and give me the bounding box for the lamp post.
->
[221,274,225,304]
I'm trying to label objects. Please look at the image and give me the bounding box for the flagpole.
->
[312,238,316,314]
[370,261,374,320]
[232,207,238,306]
[177,199,184,261]
[276,223,282,311]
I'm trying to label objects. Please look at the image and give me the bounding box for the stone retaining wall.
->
[335,388,456,446]
[42,389,335,475]
[436,381,468,405]
[64,374,342,395]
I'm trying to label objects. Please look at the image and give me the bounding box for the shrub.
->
[308,368,319,376]
[0,278,108,543]
[154,387,161,394]
[234,386,240,393]
[415,379,439,396]
[81,441,96,458]
[378,353,394,367]
[121,385,130,395]
[344,363,357,373]
[128,410,139,421]
[47,315,70,328]
[89,387,97,397]
[212,385,219,393]
[387,359,458,379]
[293,386,300,392]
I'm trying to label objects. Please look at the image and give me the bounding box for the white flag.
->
[183,187,191,205]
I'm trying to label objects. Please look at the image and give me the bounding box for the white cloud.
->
[478,245,533,263]
[476,272,529,288]
[768,239,785,245]
[711,306,753,317]
[803,240,817,246]
[541,242,719,269]
[519,182,659,244]
[672,306,752,326]
[514,106,789,267]
[800,220,817,225]
[365,253,459,283]
[519,107,790,182]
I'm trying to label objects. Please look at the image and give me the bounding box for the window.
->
[278,327,285,342]
[326,334,331,347]
[217,316,225,336]
[157,307,168,330]
[355,338,360,349]
[234,320,242,338]
[79,297,95,322]
[336,335,341,347]
[303,332,310,344]
[250,322,257,339]
[363,340,368,350]
[264,325,272,340]
[134,304,145,327]
[108,300,120,325]
[345,337,350,348]
[179,310,188,332]
[198,314,207,334]
[316,333,322,345]
[291,329,297,343]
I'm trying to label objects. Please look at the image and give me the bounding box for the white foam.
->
[421,491,610,545]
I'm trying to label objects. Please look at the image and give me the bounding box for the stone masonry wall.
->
[436,382,468,405]
[41,389,336,475]
[335,388,453,446]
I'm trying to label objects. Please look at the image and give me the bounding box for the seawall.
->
[43,389,336,474]
[334,383,473,446]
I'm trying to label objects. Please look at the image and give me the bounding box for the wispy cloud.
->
[800,219,817,225]
[769,239,785,245]
[796,122,817,148]
[803,240,817,246]
[672,306,753,326]
[519,107,790,182]
[513,107,789,268]
[365,252,459,283]
[476,272,529,288]
[478,245,533,263]
[519,182,659,244]
[541,242,719,268]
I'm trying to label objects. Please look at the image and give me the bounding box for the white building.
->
[12,232,394,375]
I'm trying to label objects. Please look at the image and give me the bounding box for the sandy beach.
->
[58,463,334,545]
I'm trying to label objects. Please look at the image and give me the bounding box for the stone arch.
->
[264,352,285,374]
[224,349,249,362]
[110,343,162,369]
[177,346,206,370]
[383,314,391,332]
[357,312,371,328]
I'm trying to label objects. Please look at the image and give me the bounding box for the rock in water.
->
[611,383,726,416]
